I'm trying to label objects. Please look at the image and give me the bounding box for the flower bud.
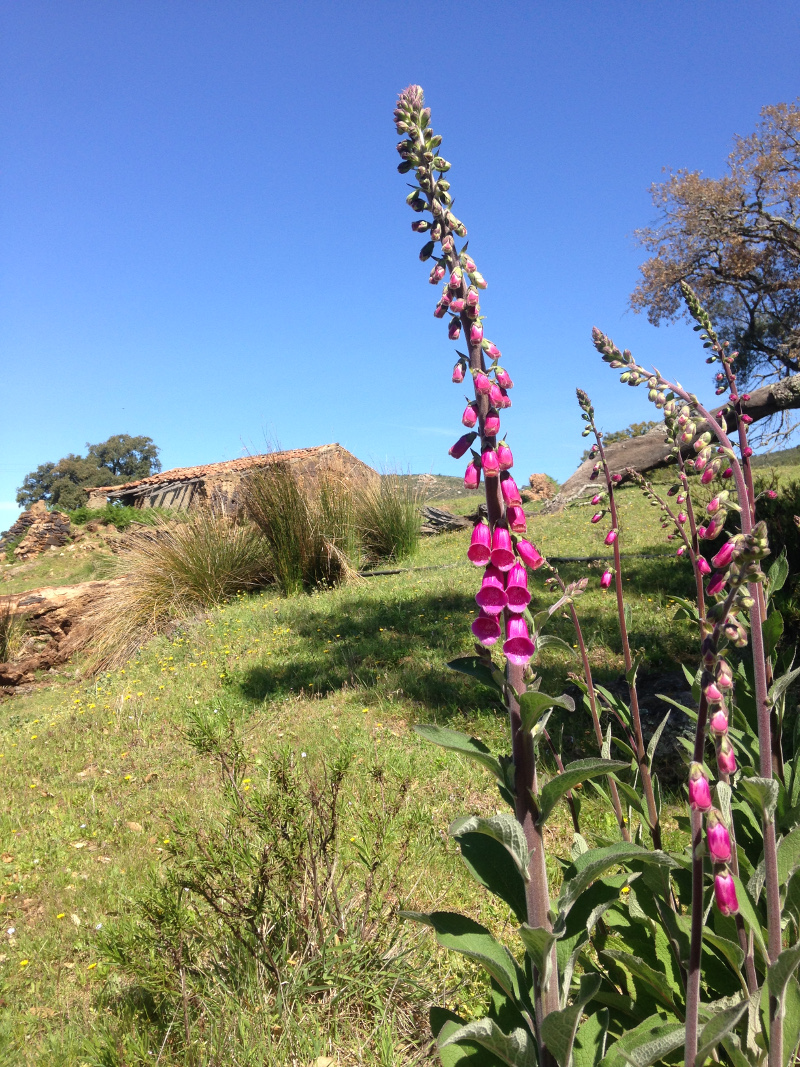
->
[600,569,613,589]
[709,708,729,735]
[496,387,512,410]
[429,263,446,285]
[767,489,777,499]
[707,571,727,596]
[500,472,522,506]
[475,564,507,616]
[495,366,513,389]
[697,556,711,576]
[448,317,462,341]
[411,219,429,232]
[473,371,492,395]
[472,609,501,646]
[722,467,733,479]
[678,512,688,524]
[717,736,737,774]
[483,340,501,359]
[471,271,487,289]
[677,546,686,557]
[714,870,739,916]
[452,361,465,384]
[688,763,712,811]
[462,401,479,428]
[449,432,478,459]
[419,241,435,261]
[741,414,753,424]
[497,442,513,471]
[489,382,503,407]
[464,459,481,490]
[704,681,724,703]
[706,811,732,862]
[467,521,492,566]
[503,615,535,666]
[481,448,500,478]
[484,409,501,436]
[715,659,733,689]
[465,286,480,308]
[605,529,618,546]
[448,268,463,291]
[449,298,465,313]
[460,253,477,273]
[516,539,543,570]
[507,505,527,533]
[441,235,454,254]
[591,494,602,505]
[711,540,737,569]
[743,447,753,458]
[470,321,484,345]
[591,512,604,524]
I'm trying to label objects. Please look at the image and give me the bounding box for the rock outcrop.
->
[0,501,72,560]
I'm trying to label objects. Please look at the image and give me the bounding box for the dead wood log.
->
[419,506,471,535]
[542,373,800,513]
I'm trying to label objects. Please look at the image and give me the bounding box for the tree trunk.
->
[542,373,800,513]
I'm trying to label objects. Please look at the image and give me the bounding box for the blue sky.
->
[2,1,799,521]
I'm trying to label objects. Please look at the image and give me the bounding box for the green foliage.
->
[16,433,160,508]
[358,473,421,564]
[67,503,173,530]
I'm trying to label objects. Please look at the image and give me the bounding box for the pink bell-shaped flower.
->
[506,564,531,613]
[484,409,501,436]
[475,564,507,616]
[709,707,729,735]
[448,318,462,341]
[452,362,465,384]
[472,609,501,646]
[496,387,512,409]
[470,321,484,345]
[500,472,522,506]
[688,763,712,811]
[605,529,618,546]
[704,681,724,704]
[503,615,535,666]
[516,539,543,570]
[464,459,481,490]
[491,527,515,571]
[706,810,732,863]
[507,505,526,533]
[497,442,513,471]
[712,540,737,569]
[495,367,513,389]
[717,737,737,775]
[489,383,503,407]
[600,569,613,589]
[707,571,727,596]
[481,449,500,478]
[467,522,492,566]
[474,371,492,395]
[697,557,711,576]
[449,432,477,459]
[462,401,479,428]
[714,870,739,916]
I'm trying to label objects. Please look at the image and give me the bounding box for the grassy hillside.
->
[0,482,719,1063]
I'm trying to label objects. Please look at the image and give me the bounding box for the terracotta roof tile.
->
[94,444,352,493]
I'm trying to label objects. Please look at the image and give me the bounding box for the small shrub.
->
[357,473,420,564]
[67,503,175,530]
[86,511,269,668]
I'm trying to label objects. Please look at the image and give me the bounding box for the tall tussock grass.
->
[357,473,420,564]
[0,603,26,662]
[244,461,359,594]
[86,510,269,669]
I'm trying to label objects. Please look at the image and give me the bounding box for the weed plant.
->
[358,473,421,565]
[67,504,176,530]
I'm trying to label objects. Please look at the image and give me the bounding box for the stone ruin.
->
[520,473,556,503]
[0,501,72,560]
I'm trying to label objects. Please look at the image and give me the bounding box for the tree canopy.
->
[16,434,161,510]
[631,100,800,402]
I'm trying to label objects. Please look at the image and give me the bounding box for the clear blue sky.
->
[2,1,799,521]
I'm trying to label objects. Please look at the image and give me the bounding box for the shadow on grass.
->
[232,555,700,722]
[234,587,506,721]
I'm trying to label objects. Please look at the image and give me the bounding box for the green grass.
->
[0,483,701,1063]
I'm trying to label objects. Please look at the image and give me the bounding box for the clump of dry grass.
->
[244,461,359,595]
[356,473,421,564]
[85,510,269,669]
[0,602,27,662]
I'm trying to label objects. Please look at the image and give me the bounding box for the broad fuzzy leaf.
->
[439,1017,537,1067]
[519,690,575,733]
[414,724,503,780]
[540,973,602,1067]
[537,759,627,826]
[556,843,676,926]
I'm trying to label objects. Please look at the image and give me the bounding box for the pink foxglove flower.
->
[495,367,513,389]
[676,546,686,557]
[491,527,515,571]
[591,512,603,524]
[465,287,480,308]
[434,302,448,319]
[709,708,729,735]
[467,522,492,566]
[497,442,513,470]
[516,539,543,570]
[475,564,507,616]
[489,383,503,407]
[448,318,462,341]
[464,459,481,490]
[701,466,717,485]
[429,264,445,284]
[706,497,721,515]
[678,512,688,524]
[448,268,463,291]
[714,870,739,916]
[688,763,712,811]
[452,361,465,383]
[462,401,479,428]
[484,408,501,436]
[461,254,477,273]
[741,414,753,424]
[481,449,500,478]
[496,387,512,409]
[711,541,737,569]
[605,529,618,546]
[767,489,777,500]
[500,472,522,506]
[715,660,733,689]
[717,737,737,775]
[503,615,535,666]
[707,571,727,596]
[706,811,732,863]
[507,505,526,533]
[449,432,477,459]
[704,681,724,704]
[722,467,733,479]
[472,610,500,646]
[483,341,501,359]
[743,447,753,458]
[600,569,613,589]
[506,564,531,613]
[697,557,711,576]
[591,494,602,505]
[470,321,484,345]
[473,371,492,395]
[449,298,465,313]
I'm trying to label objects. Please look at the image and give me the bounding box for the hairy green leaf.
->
[556,843,677,926]
[519,690,575,733]
[439,1017,537,1067]
[598,1014,684,1067]
[739,776,780,822]
[518,925,557,995]
[454,832,528,925]
[414,724,503,780]
[451,813,529,882]
[600,950,679,1012]
[448,655,505,694]
[537,759,627,825]
[646,711,670,770]
[431,1007,506,1066]
[540,973,602,1067]
[763,611,785,659]
[573,1009,609,1067]
[695,997,750,1065]
[768,551,790,597]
